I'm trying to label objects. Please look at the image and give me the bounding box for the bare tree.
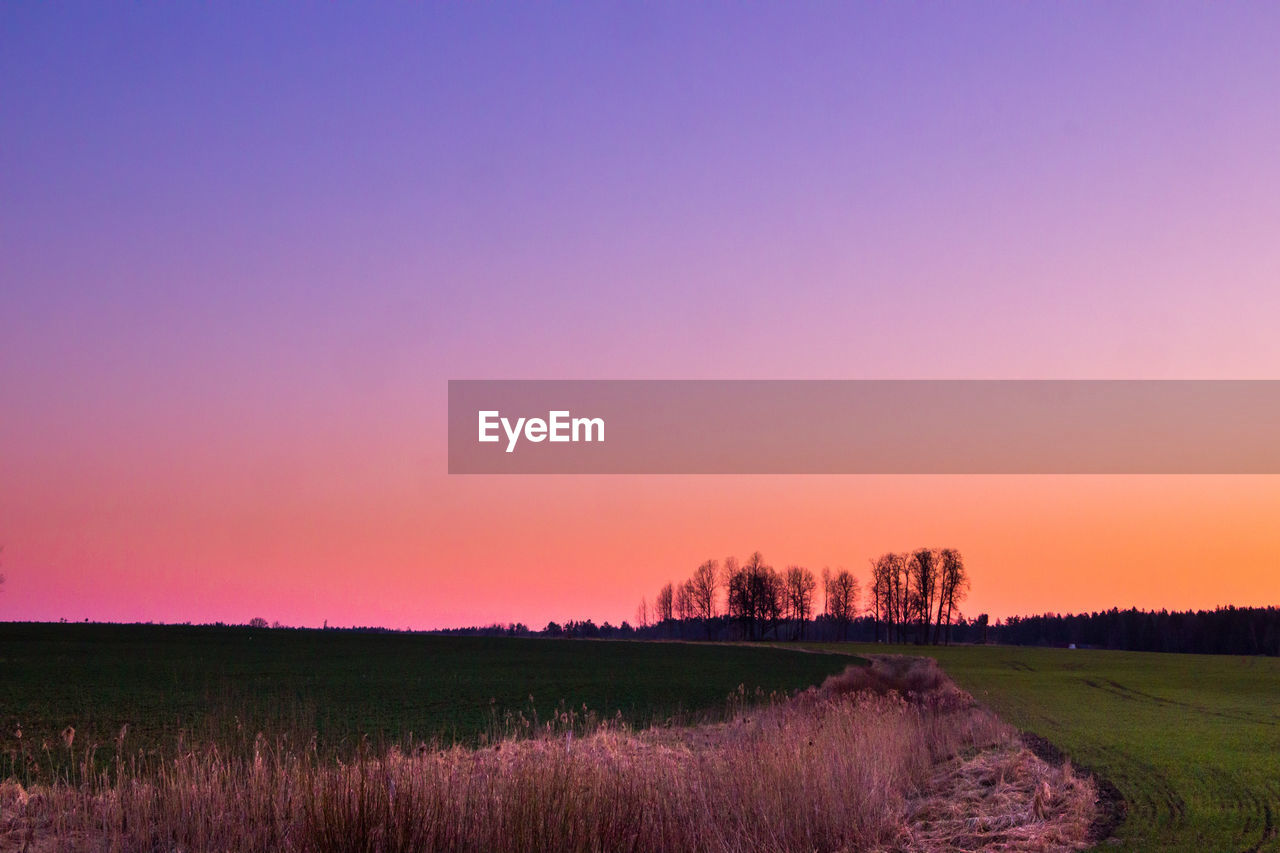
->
[760,565,784,639]
[821,567,831,619]
[867,547,972,646]
[675,580,695,622]
[740,553,765,640]
[742,552,781,640]
[894,553,912,643]
[724,557,750,638]
[909,548,939,644]
[656,582,675,625]
[826,569,859,641]
[725,552,780,640]
[938,548,969,644]
[872,552,911,643]
[869,557,888,642]
[633,546,969,645]
[721,556,739,591]
[784,565,816,640]
[689,559,719,637]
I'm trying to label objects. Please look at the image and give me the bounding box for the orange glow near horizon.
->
[4,434,1278,629]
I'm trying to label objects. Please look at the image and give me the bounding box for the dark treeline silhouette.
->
[867,548,969,645]
[634,552,875,643]
[637,550,968,645]
[996,606,1280,656]
[433,606,1280,656]
[432,549,1277,656]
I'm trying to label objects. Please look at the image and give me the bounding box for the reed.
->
[0,657,1096,852]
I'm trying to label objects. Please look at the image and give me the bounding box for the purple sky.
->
[3,4,1280,627]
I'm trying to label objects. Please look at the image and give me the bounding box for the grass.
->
[10,623,1270,850]
[1,656,1097,852]
[0,623,855,783]
[806,642,1280,853]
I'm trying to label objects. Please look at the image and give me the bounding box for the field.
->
[809,642,1280,853]
[0,637,1096,852]
[4,624,1276,851]
[0,623,855,782]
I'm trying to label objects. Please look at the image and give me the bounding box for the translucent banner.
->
[447,380,1280,474]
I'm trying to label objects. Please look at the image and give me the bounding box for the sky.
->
[3,3,1279,629]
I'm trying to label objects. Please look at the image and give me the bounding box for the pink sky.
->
[3,4,1279,628]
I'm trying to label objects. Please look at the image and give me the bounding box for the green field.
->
[0,623,853,782]
[5,625,1277,851]
[809,642,1280,853]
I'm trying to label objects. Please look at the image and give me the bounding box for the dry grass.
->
[0,656,1096,852]
[903,747,1098,852]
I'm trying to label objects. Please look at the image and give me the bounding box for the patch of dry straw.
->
[0,656,1097,852]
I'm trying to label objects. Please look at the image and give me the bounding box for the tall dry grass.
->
[0,657,1096,852]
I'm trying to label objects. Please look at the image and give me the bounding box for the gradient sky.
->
[3,3,1279,629]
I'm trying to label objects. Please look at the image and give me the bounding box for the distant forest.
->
[433,606,1280,656]
[433,548,1280,657]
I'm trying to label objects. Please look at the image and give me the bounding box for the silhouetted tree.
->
[937,548,969,644]
[689,559,719,636]
[872,552,911,643]
[725,559,746,636]
[744,552,782,640]
[784,565,816,640]
[762,567,784,639]
[675,580,695,621]
[618,545,975,646]
[909,548,939,644]
[869,557,888,642]
[656,582,674,625]
[724,552,781,640]
[825,568,859,640]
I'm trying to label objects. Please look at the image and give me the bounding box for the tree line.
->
[996,606,1280,656]
[437,605,1279,656]
[636,548,967,644]
[358,540,1280,656]
[867,548,969,645]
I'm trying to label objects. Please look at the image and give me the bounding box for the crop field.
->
[809,642,1280,853]
[5,624,1276,851]
[1,645,1098,852]
[0,623,854,782]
